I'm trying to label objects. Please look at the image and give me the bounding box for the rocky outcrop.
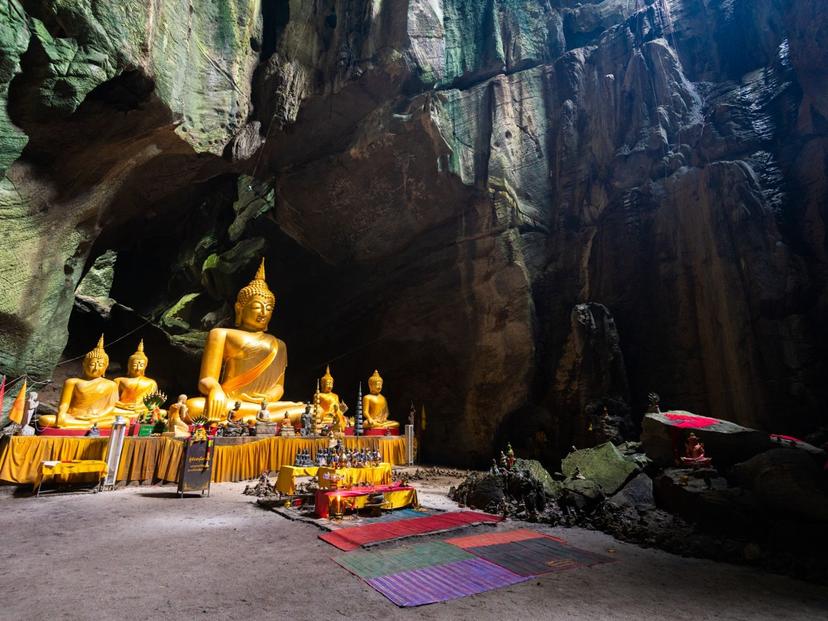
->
[561,441,639,495]
[0,1,259,376]
[642,410,774,467]
[0,0,827,465]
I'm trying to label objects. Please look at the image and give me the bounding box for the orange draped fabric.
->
[0,436,407,485]
[0,436,110,484]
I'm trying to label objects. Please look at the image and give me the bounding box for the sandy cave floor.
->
[0,473,827,621]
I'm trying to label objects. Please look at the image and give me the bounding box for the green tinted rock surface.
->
[0,1,30,175]
[562,442,639,495]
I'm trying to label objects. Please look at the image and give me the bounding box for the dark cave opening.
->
[260,0,291,61]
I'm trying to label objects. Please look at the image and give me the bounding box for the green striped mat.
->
[335,541,474,579]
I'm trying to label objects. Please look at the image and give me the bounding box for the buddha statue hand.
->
[204,385,228,422]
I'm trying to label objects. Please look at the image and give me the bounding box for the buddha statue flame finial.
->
[130,339,147,362]
[236,258,275,307]
[322,365,333,383]
[85,334,108,363]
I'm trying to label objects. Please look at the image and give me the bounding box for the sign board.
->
[177,439,213,497]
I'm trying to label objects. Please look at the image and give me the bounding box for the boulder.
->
[609,472,655,512]
[731,449,828,522]
[513,458,561,497]
[561,442,639,495]
[450,473,505,512]
[654,468,758,532]
[642,411,773,467]
[768,434,827,460]
[561,478,604,511]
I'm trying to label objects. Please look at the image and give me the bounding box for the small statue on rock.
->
[680,432,712,468]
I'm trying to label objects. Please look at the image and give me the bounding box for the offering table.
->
[316,463,392,490]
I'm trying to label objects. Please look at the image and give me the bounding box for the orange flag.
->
[8,379,26,425]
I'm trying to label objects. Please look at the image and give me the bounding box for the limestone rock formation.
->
[0,0,827,465]
[561,441,639,495]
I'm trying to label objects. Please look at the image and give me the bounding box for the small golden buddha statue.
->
[362,370,398,431]
[113,339,159,420]
[38,335,121,429]
[318,365,348,426]
[186,259,304,424]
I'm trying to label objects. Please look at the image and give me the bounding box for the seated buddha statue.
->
[362,370,398,431]
[113,339,159,421]
[186,259,305,424]
[38,335,121,429]
[318,365,348,426]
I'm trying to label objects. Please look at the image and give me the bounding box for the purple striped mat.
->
[365,557,529,607]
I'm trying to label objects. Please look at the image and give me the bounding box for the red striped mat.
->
[319,510,502,550]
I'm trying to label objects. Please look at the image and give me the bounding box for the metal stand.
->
[405,424,415,465]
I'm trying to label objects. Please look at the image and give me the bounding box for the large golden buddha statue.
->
[362,370,398,431]
[186,259,304,424]
[39,335,121,429]
[113,339,159,420]
[318,365,347,426]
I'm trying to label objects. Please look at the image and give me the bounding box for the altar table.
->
[315,483,418,518]
[0,435,406,485]
[275,465,319,495]
[316,463,392,490]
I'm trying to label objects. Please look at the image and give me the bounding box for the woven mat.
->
[272,505,437,532]
[320,510,502,550]
[334,541,527,607]
[445,528,562,548]
[334,541,473,579]
[367,557,528,607]
[452,530,614,576]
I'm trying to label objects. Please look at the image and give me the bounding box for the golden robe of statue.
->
[362,370,398,430]
[186,259,304,424]
[113,339,159,419]
[38,335,121,429]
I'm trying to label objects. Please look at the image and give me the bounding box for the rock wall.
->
[0,0,826,465]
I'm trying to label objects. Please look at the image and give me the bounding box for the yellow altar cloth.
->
[275,465,319,495]
[0,436,406,485]
[317,463,392,490]
[34,459,108,494]
[349,488,418,512]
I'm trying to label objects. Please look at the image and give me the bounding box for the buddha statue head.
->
[127,339,148,378]
[368,369,383,395]
[234,258,276,331]
[321,365,334,393]
[83,335,109,379]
